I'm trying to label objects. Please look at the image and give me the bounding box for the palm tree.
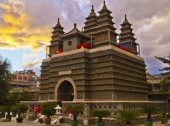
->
[91,110,111,126]
[65,104,83,126]
[116,109,139,125]
[142,104,157,126]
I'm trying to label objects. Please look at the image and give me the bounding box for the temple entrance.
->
[57,80,74,102]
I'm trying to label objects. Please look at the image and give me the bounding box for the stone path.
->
[137,121,165,126]
[0,118,168,126]
[0,118,44,126]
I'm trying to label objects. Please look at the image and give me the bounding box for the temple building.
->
[40,1,166,125]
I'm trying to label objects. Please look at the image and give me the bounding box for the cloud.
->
[23,52,38,61]
[22,59,39,69]
[0,0,51,50]
[0,0,170,74]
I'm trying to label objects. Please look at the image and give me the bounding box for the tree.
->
[9,90,34,103]
[156,56,170,75]
[156,56,170,91]
[0,56,11,105]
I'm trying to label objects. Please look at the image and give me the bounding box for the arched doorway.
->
[55,77,77,102]
[57,80,74,102]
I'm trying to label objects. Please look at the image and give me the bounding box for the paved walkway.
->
[0,118,168,126]
[137,121,165,126]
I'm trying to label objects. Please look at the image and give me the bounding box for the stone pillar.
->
[117,104,123,110]
[83,104,89,126]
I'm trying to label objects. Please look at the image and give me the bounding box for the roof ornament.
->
[125,14,127,21]
[89,4,96,16]
[74,23,77,28]
[103,0,107,9]
[57,18,60,24]
[91,5,94,12]
[124,14,129,23]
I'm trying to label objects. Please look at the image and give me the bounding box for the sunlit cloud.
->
[0,0,51,50]
[23,52,39,61]
[0,0,170,75]
[22,59,39,69]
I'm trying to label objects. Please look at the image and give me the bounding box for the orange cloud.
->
[0,1,51,50]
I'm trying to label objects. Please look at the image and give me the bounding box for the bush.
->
[142,104,157,121]
[116,109,139,124]
[91,109,111,125]
[11,103,28,114]
[66,104,83,115]
[41,102,56,118]
[65,104,83,121]
[91,110,111,118]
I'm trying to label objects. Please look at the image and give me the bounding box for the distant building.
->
[147,73,165,91]
[147,74,170,102]
[9,70,40,100]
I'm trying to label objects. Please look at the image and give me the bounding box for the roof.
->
[147,74,166,84]
[98,1,112,14]
[62,23,89,39]
[10,82,31,86]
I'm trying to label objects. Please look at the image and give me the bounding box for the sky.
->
[0,0,170,75]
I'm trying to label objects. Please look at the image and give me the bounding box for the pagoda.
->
[48,18,64,56]
[119,14,139,54]
[39,2,166,126]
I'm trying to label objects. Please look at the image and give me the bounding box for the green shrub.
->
[91,110,111,118]
[65,104,83,121]
[41,102,56,118]
[91,109,111,123]
[116,109,139,124]
[142,104,157,121]
[11,103,28,114]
